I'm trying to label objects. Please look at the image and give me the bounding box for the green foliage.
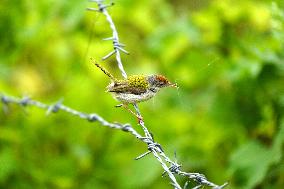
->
[1,0,284,188]
[229,120,284,188]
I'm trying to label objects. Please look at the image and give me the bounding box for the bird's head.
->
[147,75,177,89]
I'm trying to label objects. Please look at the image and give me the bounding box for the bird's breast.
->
[112,90,156,103]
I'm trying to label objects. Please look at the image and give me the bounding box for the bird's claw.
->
[137,114,143,122]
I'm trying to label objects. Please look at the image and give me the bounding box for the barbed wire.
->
[86,1,227,189]
[87,0,182,188]
[0,93,227,189]
[0,94,132,131]
[0,0,228,188]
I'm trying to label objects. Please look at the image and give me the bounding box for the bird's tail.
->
[91,58,115,80]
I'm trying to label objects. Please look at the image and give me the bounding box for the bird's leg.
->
[116,104,143,121]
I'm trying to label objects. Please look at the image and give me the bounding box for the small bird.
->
[93,61,177,118]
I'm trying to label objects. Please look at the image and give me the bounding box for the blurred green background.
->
[1,0,284,188]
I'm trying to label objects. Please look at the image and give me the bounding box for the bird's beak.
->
[168,82,178,88]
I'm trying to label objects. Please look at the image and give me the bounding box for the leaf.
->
[0,148,17,183]
[229,120,284,189]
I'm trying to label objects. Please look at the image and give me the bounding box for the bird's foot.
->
[136,114,144,123]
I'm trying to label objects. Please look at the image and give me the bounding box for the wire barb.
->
[88,0,128,79]
[87,1,114,12]
[121,123,132,132]
[102,50,116,60]
[87,113,99,122]
[20,96,30,107]
[135,151,152,160]
[46,99,63,115]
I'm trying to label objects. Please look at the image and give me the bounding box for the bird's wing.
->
[107,80,147,95]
